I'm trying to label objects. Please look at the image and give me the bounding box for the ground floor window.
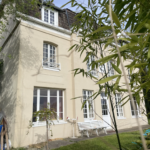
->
[33,88,64,123]
[83,90,94,120]
[115,93,124,117]
[101,92,108,115]
[130,97,140,116]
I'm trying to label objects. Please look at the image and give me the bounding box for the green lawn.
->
[53,131,144,150]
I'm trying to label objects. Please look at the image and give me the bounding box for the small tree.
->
[33,104,57,150]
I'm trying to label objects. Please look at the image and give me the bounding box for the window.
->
[44,9,48,23]
[128,68,136,86]
[107,60,115,76]
[128,69,131,82]
[83,90,94,120]
[99,63,105,73]
[101,92,108,115]
[43,43,60,70]
[87,55,98,77]
[42,7,58,26]
[33,88,64,123]
[115,93,124,117]
[130,97,140,117]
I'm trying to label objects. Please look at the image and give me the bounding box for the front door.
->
[101,92,111,129]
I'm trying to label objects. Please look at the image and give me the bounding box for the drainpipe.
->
[65,10,70,29]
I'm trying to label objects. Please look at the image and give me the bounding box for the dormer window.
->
[42,6,58,26]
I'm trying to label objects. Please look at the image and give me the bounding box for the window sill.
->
[117,117,126,120]
[132,116,142,118]
[32,121,67,127]
[42,67,60,72]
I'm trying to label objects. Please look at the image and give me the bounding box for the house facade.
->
[0,2,148,148]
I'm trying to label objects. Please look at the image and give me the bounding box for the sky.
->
[53,0,87,12]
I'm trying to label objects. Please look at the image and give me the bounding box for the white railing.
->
[43,61,61,70]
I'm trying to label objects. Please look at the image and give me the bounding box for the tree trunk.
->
[46,120,49,150]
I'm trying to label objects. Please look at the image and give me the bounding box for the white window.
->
[42,7,58,26]
[87,54,98,77]
[128,69,131,82]
[128,68,136,86]
[115,93,124,117]
[107,60,115,76]
[99,63,105,73]
[33,88,64,123]
[130,97,140,117]
[43,43,60,70]
[101,92,108,115]
[83,90,94,120]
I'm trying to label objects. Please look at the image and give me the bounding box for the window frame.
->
[83,90,95,121]
[32,88,65,126]
[41,6,58,26]
[115,93,124,118]
[43,43,61,71]
[99,63,106,74]
[107,60,115,77]
[130,97,141,118]
[87,54,98,77]
[101,92,109,116]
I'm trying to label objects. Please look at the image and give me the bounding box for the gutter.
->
[17,12,71,36]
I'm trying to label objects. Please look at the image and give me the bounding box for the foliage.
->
[54,130,145,150]
[33,105,57,150]
[135,131,150,149]
[33,107,57,124]
[62,0,150,118]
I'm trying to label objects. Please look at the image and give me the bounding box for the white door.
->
[101,92,111,129]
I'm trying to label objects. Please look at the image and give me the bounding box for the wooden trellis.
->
[0,118,9,150]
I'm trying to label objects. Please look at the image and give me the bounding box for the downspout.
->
[65,10,70,29]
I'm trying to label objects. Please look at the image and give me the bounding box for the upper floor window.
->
[42,7,58,26]
[43,43,60,70]
[83,90,94,121]
[33,88,64,124]
[87,54,98,77]
[99,63,105,74]
[107,60,115,76]
[115,93,124,117]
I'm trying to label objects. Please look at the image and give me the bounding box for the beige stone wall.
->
[0,25,20,146]
[0,18,148,147]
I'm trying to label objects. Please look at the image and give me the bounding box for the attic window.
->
[42,6,58,26]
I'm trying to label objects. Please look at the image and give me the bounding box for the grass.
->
[53,130,145,150]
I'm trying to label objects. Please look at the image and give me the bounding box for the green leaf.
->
[123,7,139,21]
[90,26,111,35]
[81,100,87,109]
[113,75,121,92]
[111,63,122,74]
[61,1,72,8]
[117,57,120,67]
[134,63,148,68]
[96,54,118,65]
[118,95,129,105]
[121,98,130,107]
[105,4,121,27]
[148,47,150,59]
[130,35,138,42]
[97,75,120,84]
[145,23,150,30]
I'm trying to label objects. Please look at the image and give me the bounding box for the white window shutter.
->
[42,7,44,21]
[55,11,58,26]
